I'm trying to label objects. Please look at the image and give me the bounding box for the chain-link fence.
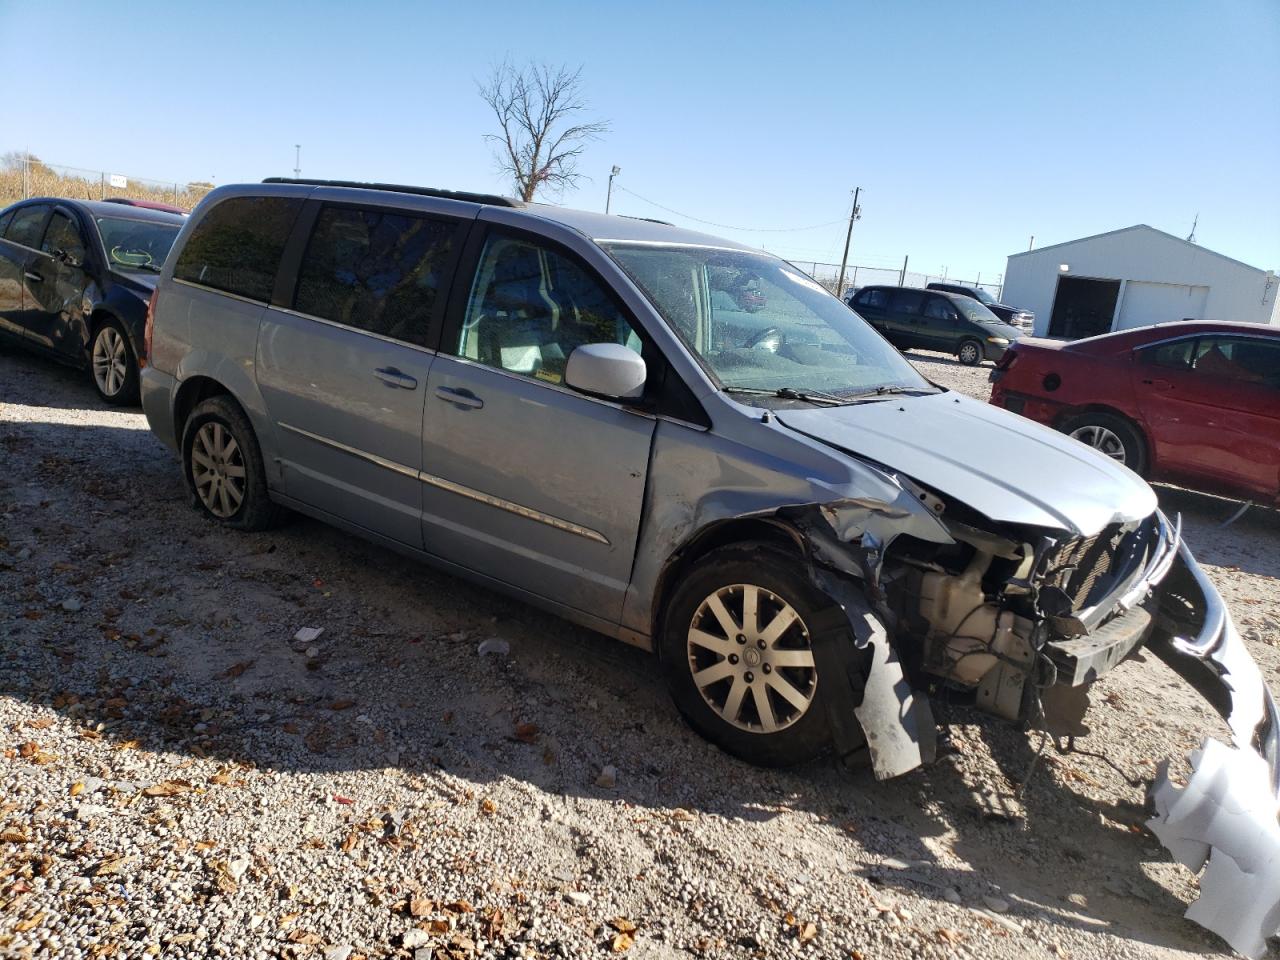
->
[797,258,1004,302]
[0,153,214,212]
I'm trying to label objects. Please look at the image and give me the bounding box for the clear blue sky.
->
[2,0,1277,281]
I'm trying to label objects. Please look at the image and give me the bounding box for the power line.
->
[612,185,846,233]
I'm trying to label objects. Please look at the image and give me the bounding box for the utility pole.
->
[294,145,301,178]
[1186,213,1198,244]
[899,254,909,286]
[1028,235,1035,251]
[605,165,621,214]
[835,187,861,300]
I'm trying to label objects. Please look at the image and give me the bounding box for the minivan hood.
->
[778,392,1156,537]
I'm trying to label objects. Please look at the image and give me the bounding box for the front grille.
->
[1042,525,1127,611]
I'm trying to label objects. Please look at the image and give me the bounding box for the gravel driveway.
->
[2,345,1277,960]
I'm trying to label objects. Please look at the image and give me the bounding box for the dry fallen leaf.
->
[142,781,193,798]
[69,781,85,797]
[936,927,965,944]
[328,699,356,711]
[408,898,434,917]
[479,798,497,816]
[288,930,322,945]
[14,912,45,932]
[797,921,817,943]
[1,828,31,843]
[221,661,254,679]
[512,722,538,743]
[93,855,137,876]
[611,932,635,953]
[26,717,54,730]
[445,899,474,914]
[609,918,637,934]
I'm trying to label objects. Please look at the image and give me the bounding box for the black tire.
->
[1059,411,1148,476]
[660,543,834,767]
[181,396,280,531]
[957,339,983,366]
[89,318,140,405]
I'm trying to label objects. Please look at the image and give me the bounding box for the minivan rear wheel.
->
[661,543,832,767]
[957,339,982,366]
[182,396,280,531]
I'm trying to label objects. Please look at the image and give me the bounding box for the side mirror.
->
[564,343,647,401]
[55,248,84,268]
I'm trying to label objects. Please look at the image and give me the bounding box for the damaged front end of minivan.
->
[781,472,1280,957]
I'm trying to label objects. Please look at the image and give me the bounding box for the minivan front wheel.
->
[661,543,832,767]
[182,396,279,530]
[957,339,982,366]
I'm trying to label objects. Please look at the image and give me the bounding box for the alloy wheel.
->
[92,326,128,397]
[959,342,979,365]
[686,583,817,734]
[1070,424,1127,463]
[191,422,247,518]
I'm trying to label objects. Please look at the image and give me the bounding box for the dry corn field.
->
[0,163,211,213]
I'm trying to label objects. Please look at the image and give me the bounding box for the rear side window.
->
[5,204,49,248]
[855,288,888,309]
[294,205,457,345]
[1143,339,1194,369]
[174,196,301,302]
[1194,336,1280,388]
[891,290,925,315]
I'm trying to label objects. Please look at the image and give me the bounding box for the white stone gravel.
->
[1,345,1277,960]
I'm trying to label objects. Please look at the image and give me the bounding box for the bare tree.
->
[479,61,609,202]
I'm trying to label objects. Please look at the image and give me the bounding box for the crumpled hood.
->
[778,391,1156,536]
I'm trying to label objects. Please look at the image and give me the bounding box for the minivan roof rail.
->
[261,178,522,208]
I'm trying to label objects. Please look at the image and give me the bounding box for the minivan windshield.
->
[603,243,932,398]
[953,296,1003,324]
[96,217,181,273]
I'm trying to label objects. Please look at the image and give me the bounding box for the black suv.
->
[0,198,184,403]
[926,282,1033,329]
[849,285,1022,365]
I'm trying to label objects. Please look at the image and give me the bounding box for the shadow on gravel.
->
[0,401,1231,957]
[1156,484,1280,580]
[0,346,131,412]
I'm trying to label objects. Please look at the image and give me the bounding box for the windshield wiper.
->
[724,386,848,406]
[845,385,940,401]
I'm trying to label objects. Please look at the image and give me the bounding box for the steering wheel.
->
[745,326,784,352]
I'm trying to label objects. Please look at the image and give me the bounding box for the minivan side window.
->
[923,297,956,321]
[294,205,457,345]
[5,204,50,248]
[174,196,302,303]
[454,233,640,385]
[892,290,926,315]
[856,289,888,309]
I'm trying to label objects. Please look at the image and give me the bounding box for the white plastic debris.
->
[293,626,324,644]
[595,765,617,789]
[477,638,510,657]
[1148,738,1280,958]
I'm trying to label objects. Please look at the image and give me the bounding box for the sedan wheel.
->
[1069,424,1127,463]
[91,324,134,402]
[191,422,248,518]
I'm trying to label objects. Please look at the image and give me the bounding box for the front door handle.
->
[373,367,417,390]
[1141,378,1173,390]
[434,386,484,409]
[23,270,42,283]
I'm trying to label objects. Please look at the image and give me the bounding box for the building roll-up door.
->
[1115,281,1208,331]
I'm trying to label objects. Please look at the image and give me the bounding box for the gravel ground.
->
[2,345,1278,960]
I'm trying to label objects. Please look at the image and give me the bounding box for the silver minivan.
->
[141,180,1274,815]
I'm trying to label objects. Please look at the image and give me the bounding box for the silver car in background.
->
[140,180,1278,954]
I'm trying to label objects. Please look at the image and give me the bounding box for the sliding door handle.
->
[374,367,418,390]
[434,386,484,409]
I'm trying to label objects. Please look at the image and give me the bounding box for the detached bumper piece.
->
[1147,542,1280,958]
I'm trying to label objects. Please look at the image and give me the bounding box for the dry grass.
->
[0,162,212,213]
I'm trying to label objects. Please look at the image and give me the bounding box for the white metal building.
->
[1001,225,1280,340]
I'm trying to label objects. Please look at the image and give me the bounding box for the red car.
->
[989,322,1280,504]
